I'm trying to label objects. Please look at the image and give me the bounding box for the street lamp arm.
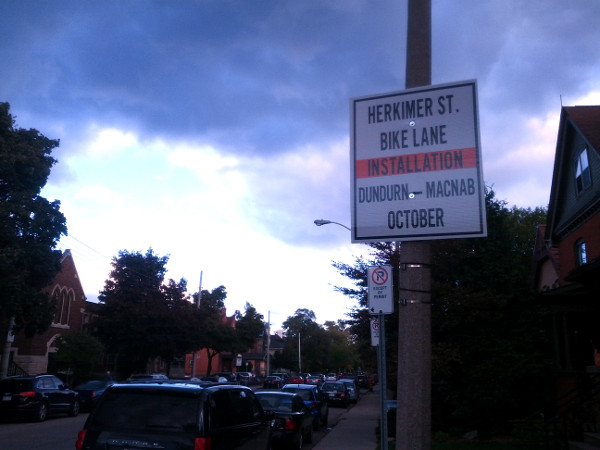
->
[313,219,351,231]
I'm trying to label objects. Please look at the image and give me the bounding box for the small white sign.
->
[370,318,379,347]
[368,265,393,314]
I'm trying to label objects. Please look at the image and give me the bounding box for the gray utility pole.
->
[396,0,432,449]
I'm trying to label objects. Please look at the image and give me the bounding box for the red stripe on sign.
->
[355,147,477,179]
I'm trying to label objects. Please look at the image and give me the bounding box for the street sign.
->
[350,80,487,242]
[368,265,393,314]
[370,318,379,346]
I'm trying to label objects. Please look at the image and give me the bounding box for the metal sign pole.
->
[378,312,388,450]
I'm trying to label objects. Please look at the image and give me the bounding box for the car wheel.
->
[69,399,80,417]
[34,402,48,422]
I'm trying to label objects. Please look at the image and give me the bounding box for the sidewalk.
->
[313,385,382,450]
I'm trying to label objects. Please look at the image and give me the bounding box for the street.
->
[0,413,88,449]
[0,402,353,449]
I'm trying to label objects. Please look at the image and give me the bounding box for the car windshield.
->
[282,388,313,401]
[91,390,199,432]
[321,383,343,392]
[257,394,294,412]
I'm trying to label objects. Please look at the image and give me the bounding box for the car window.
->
[91,390,199,432]
[38,377,56,389]
[282,388,312,401]
[211,389,263,428]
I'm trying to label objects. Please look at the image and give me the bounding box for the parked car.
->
[320,381,350,408]
[76,382,273,450]
[73,378,114,411]
[0,374,80,422]
[236,372,256,386]
[325,373,337,381]
[288,374,304,384]
[304,373,324,386]
[213,372,237,382]
[337,378,360,403]
[281,383,328,431]
[264,375,284,389]
[356,373,369,389]
[271,372,290,384]
[256,391,313,450]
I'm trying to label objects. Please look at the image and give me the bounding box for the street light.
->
[313,219,351,231]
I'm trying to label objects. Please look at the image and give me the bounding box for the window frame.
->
[575,239,587,267]
[575,147,592,194]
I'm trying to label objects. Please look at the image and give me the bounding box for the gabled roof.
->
[546,106,600,243]
[563,106,600,151]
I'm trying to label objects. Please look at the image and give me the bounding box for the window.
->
[52,286,74,326]
[575,148,591,193]
[576,239,587,266]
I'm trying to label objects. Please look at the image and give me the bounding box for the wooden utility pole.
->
[396,0,432,449]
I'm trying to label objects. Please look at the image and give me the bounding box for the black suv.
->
[0,374,80,422]
[76,382,272,450]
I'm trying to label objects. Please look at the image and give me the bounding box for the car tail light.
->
[195,437,211,450]
[341,392,347,398]
[75,430,86,450]
[19,391,36,398]
[310,401,319,409]
[284,419,297,430]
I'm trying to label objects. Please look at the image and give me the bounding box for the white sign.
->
[368,266,393,314]
[350,80,487,242]
[370,318,379,347]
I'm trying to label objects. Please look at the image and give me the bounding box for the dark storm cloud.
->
[433,0,600,112]
[0,0,406,156]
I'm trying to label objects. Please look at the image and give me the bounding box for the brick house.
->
[3,249,88,376]
[534,106,600,389]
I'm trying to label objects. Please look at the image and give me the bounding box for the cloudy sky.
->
[2,0,600,331]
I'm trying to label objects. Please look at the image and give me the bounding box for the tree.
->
[429,191,550,434]
[0,102,67,377]
[52,333,105,385]
[233,303,265,354]
[93,248,191,378]
[280,309,328,373]
[333,189,552,434]
[193,285,234,376]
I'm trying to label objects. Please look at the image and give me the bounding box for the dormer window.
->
[575,148,591,194]
[575,239,587,266]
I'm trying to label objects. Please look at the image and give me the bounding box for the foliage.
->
[430,190,551,434]
[192,285,233,376]
[233,303,265,354]
[93,248,193,378]
[275,309,358,373]
[333,189,552,434]
[0,102,67,336]
[52,333,105,384]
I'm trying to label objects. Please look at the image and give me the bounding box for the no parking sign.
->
[368,265,393,314]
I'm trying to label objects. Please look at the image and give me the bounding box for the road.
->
[0,403,353,449]
[0,413,88,449]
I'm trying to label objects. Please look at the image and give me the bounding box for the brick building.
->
[534,105,600,381]
[2,249,88,376]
